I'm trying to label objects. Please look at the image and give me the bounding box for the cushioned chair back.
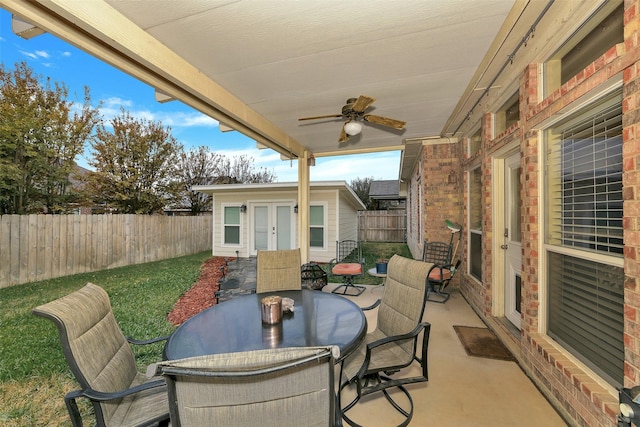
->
[32,283,138,425]
[256,249,302,293]
[157,346,337,427]
[377,255,433,357]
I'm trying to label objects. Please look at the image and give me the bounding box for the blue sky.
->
[0,10,400,183]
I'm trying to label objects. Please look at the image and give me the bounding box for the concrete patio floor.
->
[324,283,568,426]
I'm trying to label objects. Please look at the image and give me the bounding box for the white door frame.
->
[249,202,295,254]
[491,144,522,330]
[503,152,522,328]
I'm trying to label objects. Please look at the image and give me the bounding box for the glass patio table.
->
[164,289,367,362]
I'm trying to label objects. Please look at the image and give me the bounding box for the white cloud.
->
[19,50,38,60]
[19,49,51,61]
[103,97,133,108]
[97,97,217,129]
[220,147,401,184]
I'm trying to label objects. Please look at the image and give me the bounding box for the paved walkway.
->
[215,257,331,301]
[215,257,257,302]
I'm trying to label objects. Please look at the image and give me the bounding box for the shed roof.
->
[369,180,403,200]
[192,181,366,210]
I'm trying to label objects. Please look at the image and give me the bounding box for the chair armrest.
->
[360,299,381,311]
[366,323,425,350]
[127,335,170,345]
[355,322,429,380]
[80,378,166,401]
[64,379,167,427]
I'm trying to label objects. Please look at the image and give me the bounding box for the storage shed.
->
[193,181,365,262]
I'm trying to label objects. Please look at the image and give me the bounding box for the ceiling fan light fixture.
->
[344,121,362,136]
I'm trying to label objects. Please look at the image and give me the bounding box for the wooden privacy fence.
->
[0,214,212,289]
[358,210,406,242]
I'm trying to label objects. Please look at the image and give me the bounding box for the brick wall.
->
[422,141,463,243]
[623,0,640,391]
[455,3,639,425]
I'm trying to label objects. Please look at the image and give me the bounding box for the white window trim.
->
[310,202,328,250]
[221,203,242,247]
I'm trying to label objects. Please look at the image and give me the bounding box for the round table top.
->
[367,267,387,278]
[164,289,367,362]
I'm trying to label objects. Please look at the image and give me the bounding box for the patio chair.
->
[31,283,170,427]
[150,346,339,427]
[340,255,434,427]
[422,241,460,303]
[256,248,302,293]
[330,240,366,296]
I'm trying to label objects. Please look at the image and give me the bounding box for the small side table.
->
[367,268,387,286]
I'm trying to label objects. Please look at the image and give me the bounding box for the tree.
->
[171,146,225,214]
[86,109,182,214]
[218,154,276,184]
[170,149,276,214]
[0,62,100,214]
[350,176,374,210]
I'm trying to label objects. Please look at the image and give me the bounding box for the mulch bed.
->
[167,257,233,326]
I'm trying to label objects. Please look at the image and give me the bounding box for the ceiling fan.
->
[298,95,406,143]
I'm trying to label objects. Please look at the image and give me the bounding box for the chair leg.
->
[332,283,366,296]
[332,276,365,296]
[340,374,415,427]
[427,282,450,303]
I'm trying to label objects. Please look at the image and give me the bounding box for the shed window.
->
[310,205,325,248]
[224,206,241,245]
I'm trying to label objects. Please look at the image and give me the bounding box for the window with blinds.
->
[548,252,624,386]
[468,167,482,281]
[545,88,624,387]
[546,91,623,256]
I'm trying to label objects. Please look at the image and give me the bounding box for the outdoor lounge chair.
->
[330,240,366,296]
[421,220,462,303]
[32,283,170,427]
[340,255,434,427]
[150,346,339,427]
[422,241,460,303]
[256,248,302,293]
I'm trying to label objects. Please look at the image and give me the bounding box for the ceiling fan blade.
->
[351,95,376,113]
[364,114,406,130]
[298,114,342,121]
[338,124,349,143]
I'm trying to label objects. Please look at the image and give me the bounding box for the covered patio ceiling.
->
[3,0,541,166]
[3,0,594,177]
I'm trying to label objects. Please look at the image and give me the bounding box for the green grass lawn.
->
[0,251,210,426]
[0,242,411,426]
